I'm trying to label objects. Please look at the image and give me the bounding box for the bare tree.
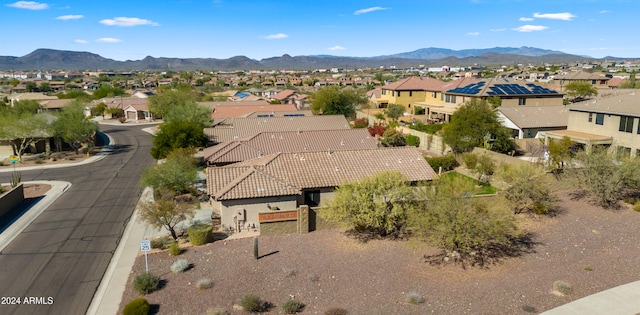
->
[138,189,195,240]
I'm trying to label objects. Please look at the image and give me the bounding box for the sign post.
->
[140,239,151,273]
[9,156,18,172]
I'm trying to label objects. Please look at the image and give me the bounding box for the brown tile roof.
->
[204,128,378,164]
[211,104,298,119]
[204,115,351,143]
[243,110,313,118]
[271,89,297,100]
[207,147,437,200]
[381,76,448,91]
[497,105,569,129]
[39,98,73,109]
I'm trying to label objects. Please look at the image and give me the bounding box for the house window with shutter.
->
[595,113,604,125]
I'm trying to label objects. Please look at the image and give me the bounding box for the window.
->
[591,80,596,85]
[409,91,413,97]
[588,113,593,122]
[392,91,395,96]
[382,89,386,95]
[451,95,456,103]
[518,98,526,106]
[595,113,604,125]
[432,92,437,98]
[397,91,401,97]
[619,116,634,133]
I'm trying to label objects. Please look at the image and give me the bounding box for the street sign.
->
[9,156,19,164]
[140,240,151,252]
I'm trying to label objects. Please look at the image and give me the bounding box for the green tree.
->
[410,177,520,262]
[25,81,37,92]
[564,81,598,102]
[162,100,211,127]
[385,104,405,121]
[0,112,51,161]
[93,102,108,118]
[442,99,514,153]
[39,82,52,93]
[310,86,361,117]
[51,101,99,154]
[12,100,41,115]
[322,171,418,238]
[150,120,209,159]
[547,136,573,173]
[148,89,199,118]
[140,148,199,193]
[92,84,126,99]
[138,188,195,240]
[496,163,556,214]
[570,148,629,206]
[380,128,406,147]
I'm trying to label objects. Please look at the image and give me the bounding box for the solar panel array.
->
[447,81,486,94]
[487,83,559,96]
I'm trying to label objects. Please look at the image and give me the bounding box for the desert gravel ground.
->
[118,191,640,315]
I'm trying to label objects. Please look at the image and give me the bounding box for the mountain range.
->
[0,47,621,71]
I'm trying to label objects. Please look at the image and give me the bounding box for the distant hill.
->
[0,47,621,71]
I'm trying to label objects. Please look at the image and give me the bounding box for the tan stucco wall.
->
[568,111,640,155]
[0,184,24,218]
[219,196,297,230]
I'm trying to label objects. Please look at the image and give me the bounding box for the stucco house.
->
[543,89,640,157]
[497,106,569,139]
[206,147,437,232]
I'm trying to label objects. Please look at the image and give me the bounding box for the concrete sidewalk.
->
[540,281,640,314]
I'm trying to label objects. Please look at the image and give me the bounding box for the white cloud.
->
[490,28,506,32]
[533,12,576,21]
[354,6,388,15]
[264,33,288,39]
[100,17,159,27]
[519,17,534,21]
[56,15,83,20]
[512,25,548,32]
[6,1,48,10]
[467,32,480,36]
[599,10,610,14]
[96,38,122,43]
[74,39,88,44]
[327,46,346,51]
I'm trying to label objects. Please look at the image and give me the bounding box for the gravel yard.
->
[118,191,640,314]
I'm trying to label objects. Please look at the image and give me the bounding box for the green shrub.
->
[623,197,639,205]
[405,134,420,147]
[197,278,213,290]
[374,113,385,120]
[425,154,459,172]
[132,272,160,295]
[168,241,181,256]
[409,121,445,134]
[324,308,348,315]
[552,280,572,295]
[240,294,267,312]
[282,299,304,314]
[123,298,150,315]
[405,291,425,304]
[206,307,230,315]
[171,259,190,273]
[150,236,171,249]
[188,224,213,246]
[522,305,537,313]
[532,202,549,215]
[634,202,640,212]
[583,265,593,271]
[35,158,45,164]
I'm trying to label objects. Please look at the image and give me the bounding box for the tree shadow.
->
[258,250,279,260]
[149,304,161,315]
[343,228,409,243]
[212,232,228,242]
[423,232,541,269]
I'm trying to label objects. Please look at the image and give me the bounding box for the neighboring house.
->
[204,115,351,144]
[544,89,640,157]
[243,110,313,118]
[497,106,569,139]
[553,71,611,91]
[211,104,298,119]
[206,147,437,231]
[124,103,153,121]
[270,89,308,109]
[9,92,58,105]
[91,96,149,118]
[204,128,378,166]
[39,99,74,112]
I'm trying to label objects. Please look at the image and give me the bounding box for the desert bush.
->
[196,278,213,290]
[282,299,304,314]
[425,154,458,172]
[240,294,267,312]
[0,185,5,194]
[282,267,296,277]
[324,308,348,315]
[307,274,319,282]
[552,280,572,295]
[168,241,181,256]
[583,265,593,271]
[171,258,190,273]
[352,117,368,128]
[405,291,425,304]
[118,116,126,123]
[150,236,171,249]
[634,202,640,212]
[206,307,230,315]
[623,197,639,205]
[405,134,420,147]
[123,298,150,315]
[132,272,160,295]
[35,158,45,164]
[188,224,213,246]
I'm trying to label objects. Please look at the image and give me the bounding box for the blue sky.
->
[3,0,639,61]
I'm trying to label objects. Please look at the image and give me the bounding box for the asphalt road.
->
[0,124,155,315]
